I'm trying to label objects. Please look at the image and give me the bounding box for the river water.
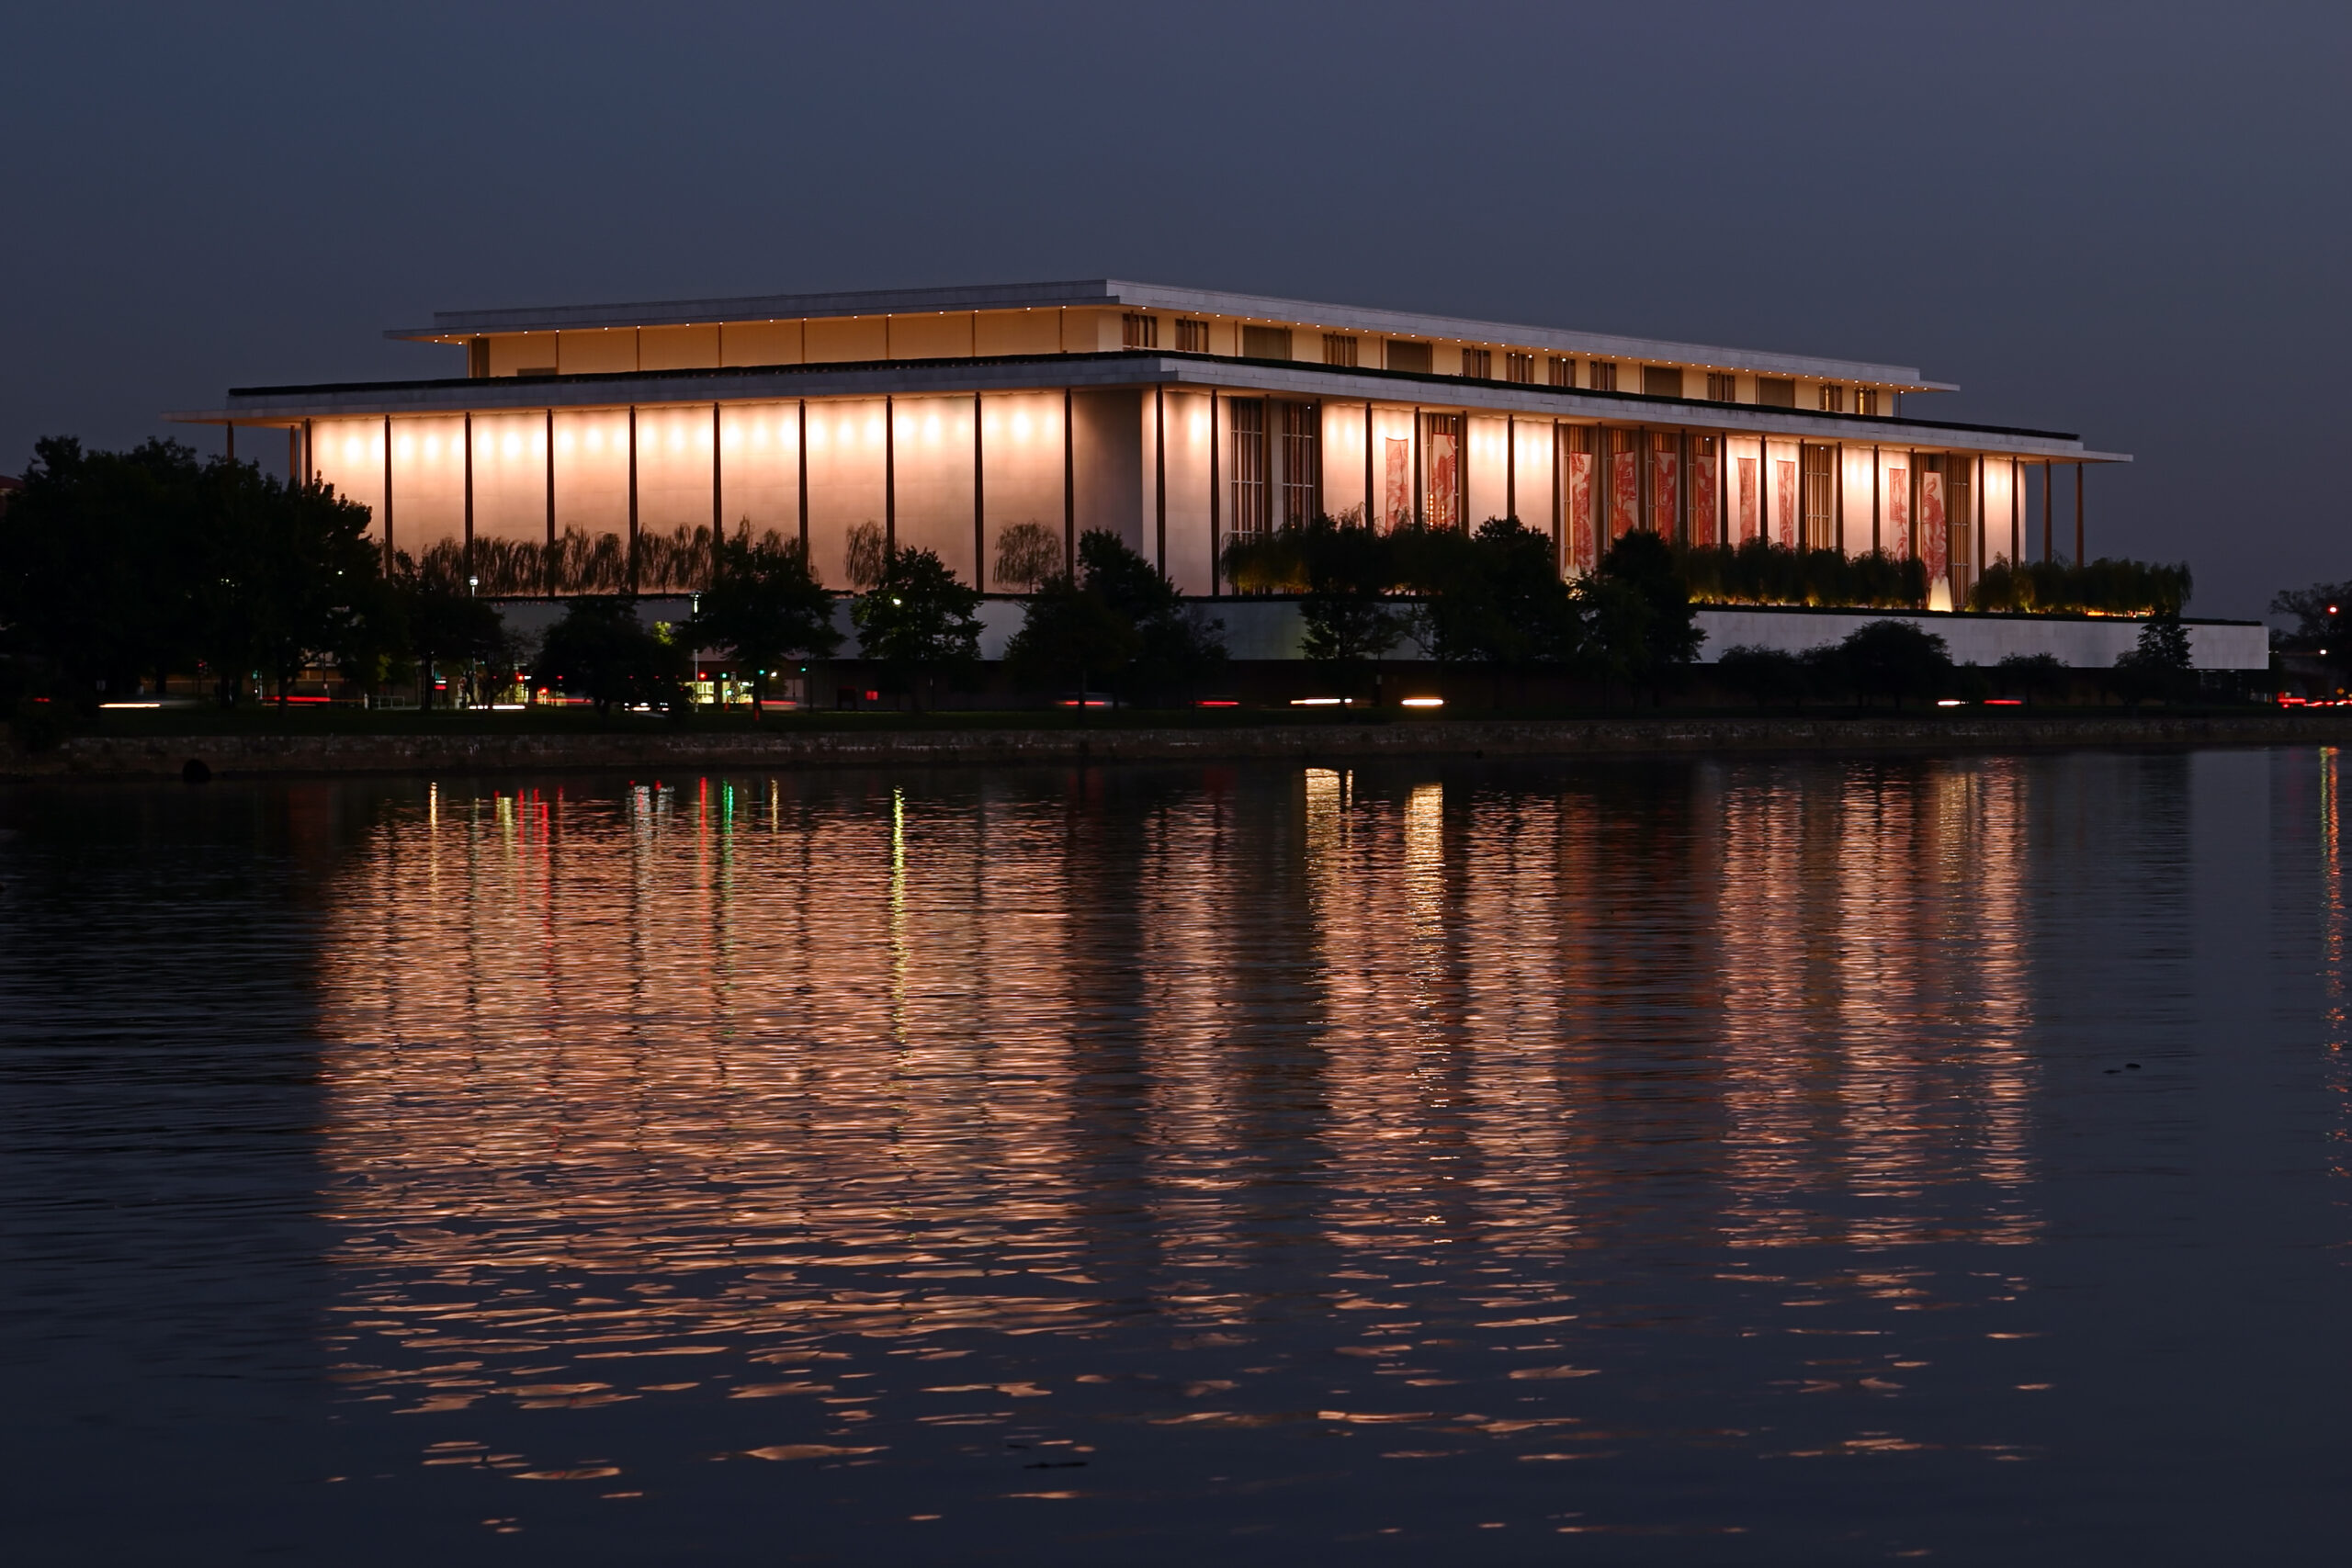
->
[2,750,2346,1564]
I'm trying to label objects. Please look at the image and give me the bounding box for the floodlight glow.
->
[1290,696,1342,705]
[1401,696,1445,708]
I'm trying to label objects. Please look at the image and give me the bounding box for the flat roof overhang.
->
[173,351,2125,464]
[386,277,1951,393]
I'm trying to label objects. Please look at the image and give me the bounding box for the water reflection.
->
[306,759,2060,1524]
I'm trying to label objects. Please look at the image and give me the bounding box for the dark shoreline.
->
[7,709,2350,778]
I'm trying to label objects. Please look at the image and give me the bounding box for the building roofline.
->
[386,277,1945,391]
[174,350,2121,462]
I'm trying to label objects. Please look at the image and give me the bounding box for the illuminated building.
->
[178,279,2125,612]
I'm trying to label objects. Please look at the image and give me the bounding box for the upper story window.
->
[1386,340,1433,374]
[1242,325,1294,360]
[1548,356,1576,388]
[1706,372,1737,402]
[1505,352,1534,384]
[1817,383,1846,413]
[1123,313,1159,349]
[1856,389,1880,416]
[1322,333,1359,367]
[1757,377,1796,408]
[1643,366,1684,398]
[1589,361,1618,393]
[1461,347,1492,379]
[1175,319,1211,353]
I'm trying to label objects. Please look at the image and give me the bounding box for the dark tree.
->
[1295,514,1402,697]
[1080,530,1222,704]
[689,528,842,717]
[1713,644,1807,707]
[1399,517,1580,676]
[1996,651,2068,705]
[1840,619,1952,708]
[1002,572,1138,698]
[2112,615,2195,704]
[0,438,206,704]
[192,457,382,705]
[537,597,689,716]
[850,547,982,709]
[389,549,502,709]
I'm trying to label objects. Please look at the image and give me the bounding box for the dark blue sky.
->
[5,1,2343,617]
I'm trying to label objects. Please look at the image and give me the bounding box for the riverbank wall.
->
[8,710,2352,779]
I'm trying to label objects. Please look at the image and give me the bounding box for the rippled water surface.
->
[4,751,2348,1563]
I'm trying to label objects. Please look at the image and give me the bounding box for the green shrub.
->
[1970,557,2190,616]
[1681,539,1927,609]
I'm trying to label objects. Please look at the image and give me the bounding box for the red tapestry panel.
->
[1568,452,1596,573]
[1736,456,1758,543]
[1384,438,1411,531]
[1611,450,1639,539]
[1690,451,1718,547]
[1886,467,1911,559]
[1651,449,1679,536]
[1921,471,1948,583]
[1426,430,1458,530]
[1774,459,1797,547]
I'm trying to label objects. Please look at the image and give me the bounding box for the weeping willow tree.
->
[423,525,721,596]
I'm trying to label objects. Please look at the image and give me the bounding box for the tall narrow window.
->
[1322,333,1359,367]
[1548,356,1577,388]
[1589,361,1618,393]
[1643,366,1684,399]
[1229,399,1268,539]
[1122,312,1159,349]
[1855,389,1879,416]
[1800,444,1836,549]
[1241,325,1293,360]
[1705,372,1737,402]
[1278,400,1320,527]
[1385,340,1433,374]
[1505,352,1534,384]
[1817,383,1846,413]
[1756,377,1796,408]
[1175,319,1211,353]
[1461,347,1492,379]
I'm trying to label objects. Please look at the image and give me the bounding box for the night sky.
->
[4,2,2343,619]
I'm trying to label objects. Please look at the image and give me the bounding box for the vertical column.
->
[2009,457,2019,564]
[1975,454,1986,578]
[381,414,394,569]
[1154,386,1167,570]
[973,393,986,589]
[885,394,898,554]
[1551,419,1563,568]
[1834,442,1845,555]
[797,400,809,555]
[2075,463,2085,565]
[544,408,556,595]
[288,428,299,487]
[2042,460,2052,563]
[1411,407,1422,527]
[1363,400,1374,530]
[712,401,723,537]
[1062,388,1074,570]
[1506,415,1517,523]
[628,405,639,592]
[462,412,475,587]
[1871,443,1881,554]
[1719,429,1730,547]
[1908,449,1920,559]
[1676,431,1689,544]
[1209,391,1221,594]
[226,424,235,461]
